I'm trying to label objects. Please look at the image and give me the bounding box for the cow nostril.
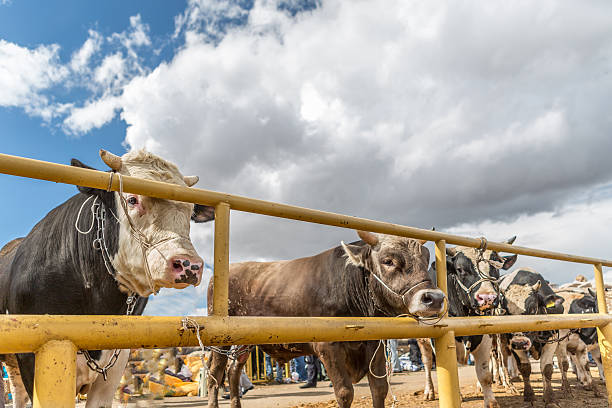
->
[421,292,433,305]
[172,260,183,270]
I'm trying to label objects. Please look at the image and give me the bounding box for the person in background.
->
[388,339,402,373]
[407,339,424,371]
[291,357,307,382]
[300,355,320,388]
[265,353,284,383]
[223,370,254,399]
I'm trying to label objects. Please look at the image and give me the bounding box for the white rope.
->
[181,317,219,389]
[367,340,398,408]
[74,195,98,234]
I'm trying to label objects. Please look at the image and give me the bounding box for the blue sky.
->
[0,0,183,240]
[1,0,196,315]
[2,1,612,316]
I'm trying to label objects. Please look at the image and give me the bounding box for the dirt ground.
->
[79,363,608,407]
[289,366,608,408]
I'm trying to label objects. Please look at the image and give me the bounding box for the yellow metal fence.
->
[1,152,612,407]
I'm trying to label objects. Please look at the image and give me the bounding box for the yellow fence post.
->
[212,202,230,316]
[32,340,77,408]
[434,240,461,408]
[594,263,612,404]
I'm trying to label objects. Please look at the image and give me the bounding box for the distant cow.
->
[0,149,214,407]
[417,238,517,407]
[206,230,445,408]
[499,268,566,408]
[556,288,603,396]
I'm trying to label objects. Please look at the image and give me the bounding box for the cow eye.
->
[127,196,139,206]
[382,259,394,266]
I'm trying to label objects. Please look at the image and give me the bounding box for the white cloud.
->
[446,194,612,284]
[107,0,612,269]
[63,96,121,134]
[5,1,612,310]
[0,39,68,118]
[94,53,126,87]
[70,30,103,73]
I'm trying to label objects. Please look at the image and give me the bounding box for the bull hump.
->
[0,238,24,258]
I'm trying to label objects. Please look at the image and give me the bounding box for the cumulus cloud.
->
[0,39,68,119]
[110,1,612,277]
[4,1,612,307]
[70,30,103,73]
[446,193,612,284]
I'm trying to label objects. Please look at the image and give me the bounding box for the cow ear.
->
[341,241,367,267]
[588,288,597,299]
[545,294,564,310]
[192,204,215,223]
[70,158,112,198]
[501,254,517,270]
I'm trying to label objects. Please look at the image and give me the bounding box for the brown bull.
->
[206,230,445,408]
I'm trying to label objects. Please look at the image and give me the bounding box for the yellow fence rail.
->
[0,152,611,407]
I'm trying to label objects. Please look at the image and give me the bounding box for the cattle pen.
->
[1,152,612,408]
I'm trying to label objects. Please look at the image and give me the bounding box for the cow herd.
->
[0,149,607,408]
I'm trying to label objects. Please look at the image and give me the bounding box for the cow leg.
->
[227,350,251,408]
[207,348,230,408]
[472,335,498,408]
[417,339,435,400]
[366,342,389,408]
[316,344,354,408]
[540,343,560,408]
[589,346,605,381]
[85,349,130,408]
[569,336,596,393]
[3,355,28,408]
[515,350,535,407]
[554,336,573,398]
[578,342,600,397]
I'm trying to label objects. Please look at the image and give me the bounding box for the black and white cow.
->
[417,239,517,407]
[0,149,215,407]
[556,288,603,396]
[499,268,566,408]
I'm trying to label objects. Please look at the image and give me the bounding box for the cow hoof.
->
[486,400,500,408]
[583,384,593,391]
[424,391,435,401]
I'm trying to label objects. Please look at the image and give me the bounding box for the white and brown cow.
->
[417,239,517,407]
[556,287,603,396]
[0,149,214,408]
[499,268,566,408]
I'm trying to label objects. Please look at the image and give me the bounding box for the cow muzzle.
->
[475,292,498,310]
[510,334,531,351]
[165,255,204,288]
[408,288,446,317]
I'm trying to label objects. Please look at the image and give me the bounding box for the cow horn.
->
[99,149,122,171]
[532,280,542,292]
[506,236,517,245]
[417,227,435,245]
[446,247,457,256]
[184,175,199,187]
[357,230,379,247]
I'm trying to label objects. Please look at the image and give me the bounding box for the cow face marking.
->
[78,149,214,296]
[446,244,516,312]
[342,231,445,317]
